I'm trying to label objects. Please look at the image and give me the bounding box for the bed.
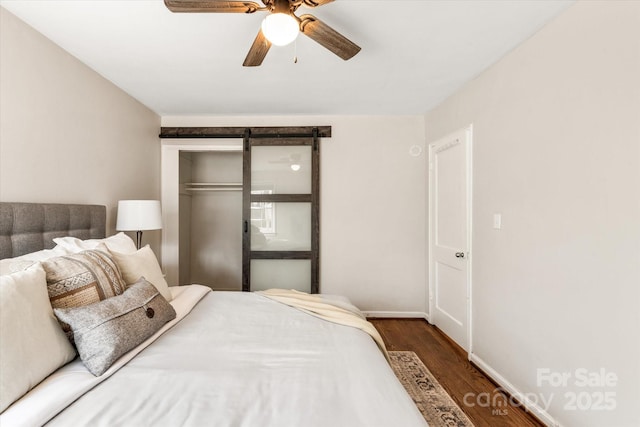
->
[0,202,427,427]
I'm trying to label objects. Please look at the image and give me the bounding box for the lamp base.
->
[135,230,143,250]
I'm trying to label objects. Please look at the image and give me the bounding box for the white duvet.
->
[3,286,427,427]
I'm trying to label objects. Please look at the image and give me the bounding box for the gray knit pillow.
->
[53,278,176,376]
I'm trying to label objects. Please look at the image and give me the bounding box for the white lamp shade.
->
[116,200,162,231]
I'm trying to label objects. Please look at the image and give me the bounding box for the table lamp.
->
[116,200,162,249]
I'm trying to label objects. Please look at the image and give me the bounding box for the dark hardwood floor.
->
[370,318,544,427]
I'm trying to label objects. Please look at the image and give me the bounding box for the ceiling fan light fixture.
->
[261,13,299,46]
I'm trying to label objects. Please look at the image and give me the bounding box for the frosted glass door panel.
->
[251,203,311,250]
[250,260,311,292]
[251,146,311,194]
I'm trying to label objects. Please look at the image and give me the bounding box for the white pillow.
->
[110,245,172,302]
[53,232,137,254]
[0,264,76,413]
[0,246,70,276]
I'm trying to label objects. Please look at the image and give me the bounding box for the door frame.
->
[427,124,474,354]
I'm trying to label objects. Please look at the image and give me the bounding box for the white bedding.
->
[5,286,427,427]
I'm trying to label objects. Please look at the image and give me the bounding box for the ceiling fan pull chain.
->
[294,38,298,64]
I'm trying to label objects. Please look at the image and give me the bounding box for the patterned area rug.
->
[389,351,475,427]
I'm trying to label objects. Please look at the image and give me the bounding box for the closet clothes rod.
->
[187,188,242,192]
[183,182,243,192]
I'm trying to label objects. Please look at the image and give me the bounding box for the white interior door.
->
[429,126,472,351]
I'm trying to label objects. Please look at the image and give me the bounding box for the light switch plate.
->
[493,213,502,230]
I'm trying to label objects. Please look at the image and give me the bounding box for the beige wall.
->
[162,115,428,314]
[0,7,161,249]
[7,2,638,424]
[424,1,639,426]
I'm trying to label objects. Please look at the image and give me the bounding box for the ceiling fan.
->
[163,0,361,66]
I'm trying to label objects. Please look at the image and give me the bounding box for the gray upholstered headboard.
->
[0,202,106,259]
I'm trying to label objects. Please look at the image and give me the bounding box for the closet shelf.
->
[182,182,243,192]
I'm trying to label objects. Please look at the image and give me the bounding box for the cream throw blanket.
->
[256,289,389,362]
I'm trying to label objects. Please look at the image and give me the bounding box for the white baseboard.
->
[363,311,429,321]
[469,353,562,427]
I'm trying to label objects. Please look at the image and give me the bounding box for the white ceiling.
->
[1,0,573,116]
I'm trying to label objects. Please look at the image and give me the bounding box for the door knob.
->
[455,252,465,258]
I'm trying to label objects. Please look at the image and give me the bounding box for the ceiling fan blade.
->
[301,0,335,7]
[243,29,272,67]
[299,14,360,61]
[164,0,263,13]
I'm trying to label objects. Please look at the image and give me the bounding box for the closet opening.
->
[180,150,243,290]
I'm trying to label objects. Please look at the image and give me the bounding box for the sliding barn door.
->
[242,133,320,293]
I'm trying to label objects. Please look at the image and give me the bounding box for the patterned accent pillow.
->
[53,278,177,376]
[41,249,126,310]
[41,248,127,340]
